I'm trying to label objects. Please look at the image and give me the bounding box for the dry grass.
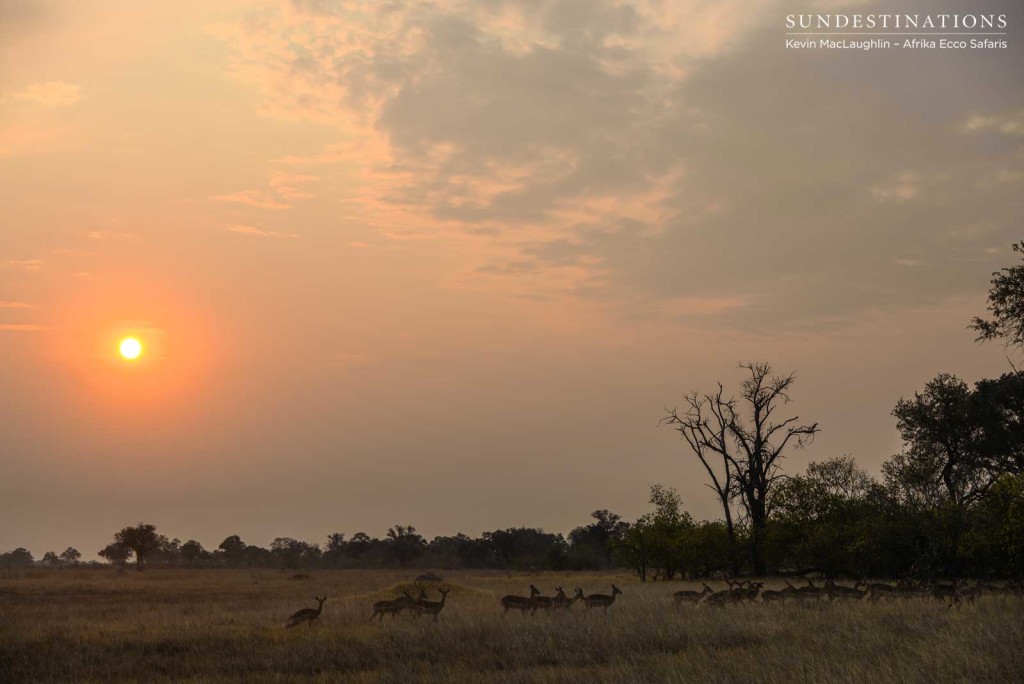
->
[1,568,1021,683]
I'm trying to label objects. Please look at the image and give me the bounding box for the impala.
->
[552,587,584,611]
[583,585,622,612]
[855,580,896,602]
[411,586,451,621]
[500,590,535,616]
[285,596,326,628]
[529,584,554,614]
[701,583,738,607]
[824,579,867,601]
[785,581,823,601]
[672,585,712,607]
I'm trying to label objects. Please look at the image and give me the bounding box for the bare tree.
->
[665,362,819,575]
[662,383,738,571]
[731,363,819,574]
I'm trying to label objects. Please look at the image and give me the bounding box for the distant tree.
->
[568,510,629,568]
[218,535,246,567]
[427,533,492,569]
[386,525,426,567]
[98,542,130,567]
[2,548,34,567]
[59,547,81,565]
[179,540,207,566]
[971,241,1024,348]
[644,485,695,580]
[615,520,651,582]
[481,528,567,570]
[347,532,374,560]
[270,538,321,568]
[42,551,60,565]
[323,533,347,567]
[113,523,166,572]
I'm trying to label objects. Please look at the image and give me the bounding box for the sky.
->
[1,0,1022,559]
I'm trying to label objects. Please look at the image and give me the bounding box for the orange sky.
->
[2,0,1022,558]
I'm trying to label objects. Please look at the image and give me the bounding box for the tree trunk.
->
[750,497,767,576]
[720,492,739,575]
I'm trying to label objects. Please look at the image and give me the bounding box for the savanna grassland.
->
[1,568,1021,683]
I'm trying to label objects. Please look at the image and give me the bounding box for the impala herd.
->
[284,577,1021,627]
[674,577,1024,608]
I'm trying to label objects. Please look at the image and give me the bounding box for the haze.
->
[2,0,1022,558]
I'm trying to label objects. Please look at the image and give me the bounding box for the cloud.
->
[0,301,33,309]
[212,0,1024,328]
[268,172,318,200]
[88,230,134,241]
[664,296,747,316]
[870,173,920,203]
[5,81,81,108]
[964,110,1024,136]
[224,224,297,238]
[7,259,45,272]
[329,352,375,370]
[210,190,290,210]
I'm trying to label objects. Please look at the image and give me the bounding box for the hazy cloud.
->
[5,81,81,108]
[224,224,297,238]
[210,190,290,210]
[6,259,45,272]
[964,110,1024,136]
[268,172,318,201]
[211,0,1023,330]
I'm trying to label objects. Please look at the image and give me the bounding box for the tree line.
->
[4,243,1023,580]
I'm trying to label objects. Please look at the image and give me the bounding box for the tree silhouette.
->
[665,362,818,575]
[98,541,130,567]
[893,374,992,507]
[971,241,1024,348]
[386,525,426,567]
[218,535,246,567]
[180,540,207,566]
[59,547,81,565]
[112,523,166,572]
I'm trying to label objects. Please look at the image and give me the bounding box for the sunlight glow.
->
[119,337,142,360]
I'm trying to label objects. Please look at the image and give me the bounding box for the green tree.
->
[892,374,992,507]
[645,485,694,580]
[971,241,1024,348]
[615,519,651,582]
[973,372,1024,475]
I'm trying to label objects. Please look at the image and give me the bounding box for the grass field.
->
[1,568,1021,683]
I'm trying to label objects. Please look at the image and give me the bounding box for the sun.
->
[119,337,143,360]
